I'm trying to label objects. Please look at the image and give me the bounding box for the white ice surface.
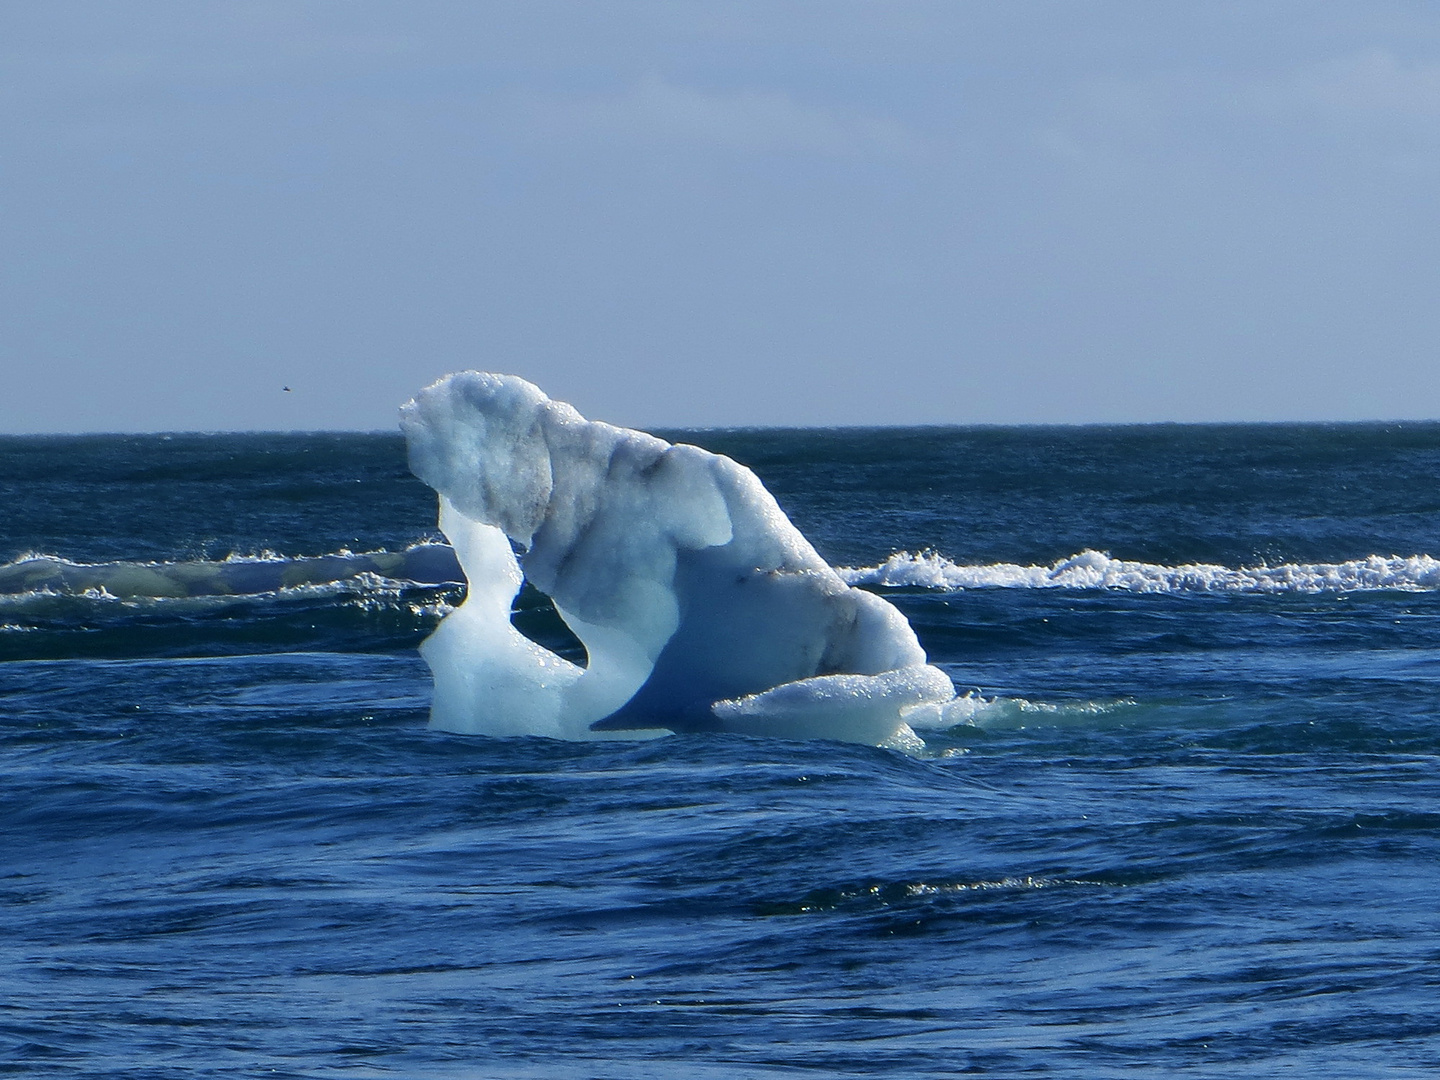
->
[401,372,956,744]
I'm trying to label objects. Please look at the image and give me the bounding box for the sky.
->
[3,0,1440,432]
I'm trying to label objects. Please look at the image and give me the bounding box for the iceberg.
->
[400,372,957,745]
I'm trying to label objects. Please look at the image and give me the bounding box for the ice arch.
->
[400,372,957,745]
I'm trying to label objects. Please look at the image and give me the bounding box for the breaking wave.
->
[903,689,1137,732]
[16,542,1439,609]
[838,549,1440,595]
[0,545,467,659]
[0,543,463,602]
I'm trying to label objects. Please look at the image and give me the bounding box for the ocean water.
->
[3,424,1440,1078]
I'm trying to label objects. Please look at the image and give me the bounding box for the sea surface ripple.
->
[3,426,1440,1077]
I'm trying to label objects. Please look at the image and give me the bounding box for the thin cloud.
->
[1035,46,1440,181]
[1259,48,1440,122]
[515,75,927,159]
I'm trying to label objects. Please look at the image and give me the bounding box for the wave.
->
[0,572,457,624]
[0,543,463,601]
[838,549,1440,595]
[13,542,1437,605]
[904,690,1137,732]
[0,545,466,660]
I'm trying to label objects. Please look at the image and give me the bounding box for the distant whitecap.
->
[839,549,1440,594]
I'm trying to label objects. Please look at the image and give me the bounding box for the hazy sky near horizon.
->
[4,1,1440,432]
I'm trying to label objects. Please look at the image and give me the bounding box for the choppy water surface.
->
[3,426,1440,1077]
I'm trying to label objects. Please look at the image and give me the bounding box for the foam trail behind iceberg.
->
[401,372,956,745]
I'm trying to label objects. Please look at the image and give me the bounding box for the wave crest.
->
[839,549,1440,595]
[0,542,463,601]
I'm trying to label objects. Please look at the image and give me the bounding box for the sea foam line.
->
[838,549,1440,594]
[0,542,461,599]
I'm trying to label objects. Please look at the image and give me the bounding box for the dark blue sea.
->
[4,425,1440,1078]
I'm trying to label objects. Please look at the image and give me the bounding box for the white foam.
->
[898,876,1108,896]
[0,568,457,620]
[900,689,1136,731]
[0,543,463,601]
[219,549,289,564]
[839,549,1440,595]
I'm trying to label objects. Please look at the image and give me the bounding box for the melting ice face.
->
[400,372,957,745]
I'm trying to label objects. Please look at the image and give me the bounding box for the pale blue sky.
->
[4,1,1440,431]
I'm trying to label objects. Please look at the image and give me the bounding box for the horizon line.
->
[4,415,1440,438]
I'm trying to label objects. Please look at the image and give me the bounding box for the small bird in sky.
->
[282,386,292,392]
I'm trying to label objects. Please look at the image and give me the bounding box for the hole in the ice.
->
[510,580,588,665]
